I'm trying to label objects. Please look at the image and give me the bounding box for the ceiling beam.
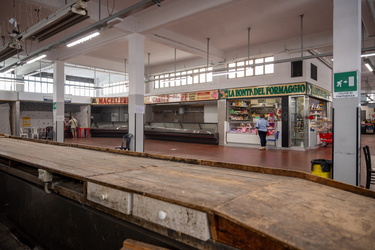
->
[135,0,234,33]
[145,29,224,63]
[362,0,375,37]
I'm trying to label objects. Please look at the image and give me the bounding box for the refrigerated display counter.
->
[144,122,219,144]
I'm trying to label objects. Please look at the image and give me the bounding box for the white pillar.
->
[128,33,145,152]
[53,61,65,142]
[332,0,361,185]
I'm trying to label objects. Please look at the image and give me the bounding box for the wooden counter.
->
[0,136,374,249]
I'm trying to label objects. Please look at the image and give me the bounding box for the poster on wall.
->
[22,117,31,127]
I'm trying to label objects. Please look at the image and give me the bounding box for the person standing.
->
[255,114,269,150]
[68,115,79,139]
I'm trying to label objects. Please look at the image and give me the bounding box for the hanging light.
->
[26,54,46,64]
[66,31,100,47]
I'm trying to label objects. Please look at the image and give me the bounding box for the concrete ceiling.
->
[0,0,374,91]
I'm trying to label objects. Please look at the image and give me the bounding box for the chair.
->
[20,128,28,138]
[319,133,333,146]
[115,134,133,151]
[31,127,39,139]
[363,145,375,189]
[266,131,280,147]
[39,128,47,139]
[46,126,53,140]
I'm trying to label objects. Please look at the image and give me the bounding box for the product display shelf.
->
[309,103,325,121]
[228,106,250,121]
[290,113,307,147]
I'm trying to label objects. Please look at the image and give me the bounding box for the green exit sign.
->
[333,71,358,98]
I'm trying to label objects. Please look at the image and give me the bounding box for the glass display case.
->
[290,96,308,147]
[144,122,218,144]
[226,98,281,145]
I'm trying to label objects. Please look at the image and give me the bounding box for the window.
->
[291,61,303,77]
[0,73,17,91]
[24,76,53,94]
[153,66,213,89]
[311,63,317,81]
[228,56,274,79]
[102,81,129,95]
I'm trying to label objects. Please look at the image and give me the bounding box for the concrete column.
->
[128,33,145,152]
[53,61,65,142]
[217,99,227,145]
[332,0,361,185]
[14,101,20,136]
[15,75,24,92]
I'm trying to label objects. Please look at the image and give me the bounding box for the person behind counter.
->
[68,115,79,139]
[255,114,270,150]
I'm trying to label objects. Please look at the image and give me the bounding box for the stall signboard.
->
[333,71,358,98]
[220,82,307,99]
[145,90,219,104]
[306,83,331,101]
[91,97,128,105]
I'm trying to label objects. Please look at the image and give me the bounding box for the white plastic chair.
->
[31,127,39,139]
[20,128,29,138]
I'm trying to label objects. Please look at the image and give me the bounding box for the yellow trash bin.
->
[311,159,332,178]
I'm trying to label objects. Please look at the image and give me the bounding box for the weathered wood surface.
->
[0,137,374,249]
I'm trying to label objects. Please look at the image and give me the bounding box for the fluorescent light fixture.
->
[67,32,100,47]
[365,63,373,71]
[161,77,186,84]
[27,54,46,64]
[3,68,15,74]
[361,52,375,57]
[0,40,22,62]
[213,70,244,77]
[18,0,89,42]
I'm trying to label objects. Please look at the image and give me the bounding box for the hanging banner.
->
[91,97,129,105]
[220,82,307,99]
[144,90,219,104]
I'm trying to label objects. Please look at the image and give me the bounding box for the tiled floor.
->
[64,134,375,188]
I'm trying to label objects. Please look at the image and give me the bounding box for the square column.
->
[332,0,361,185]
[128,33,145,152]
[53,61,65,142]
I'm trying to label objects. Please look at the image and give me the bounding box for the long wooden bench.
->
[0,136,374,249]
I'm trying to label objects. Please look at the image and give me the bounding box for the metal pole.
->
[300,14,304,59]
[247,27,251,60]
[206,38,210,68]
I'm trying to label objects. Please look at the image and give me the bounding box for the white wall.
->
[0,91,17,100]
[204,103,218,123]
[18,91,91,104]
[20,111,53,128]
